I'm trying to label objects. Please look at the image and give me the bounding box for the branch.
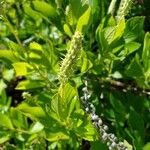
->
[97,77,150,96]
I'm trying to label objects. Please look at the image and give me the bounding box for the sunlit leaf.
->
[76,7,91,33]
[15,80,45,90]
[17,103,46,119]
[29,122,44,134]
[0,50,18,63]
[33,1,58,18]
[142,32,150,71]
[143,143,150,150]
[0,113,14,129]
[13,62,31,76]
[46,131,69,141]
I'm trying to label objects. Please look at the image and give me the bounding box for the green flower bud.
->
[116,0,132,22]
[58,31,83,84]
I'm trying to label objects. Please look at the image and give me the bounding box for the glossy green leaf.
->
[29,122,44,134]
[0,113,14,129]
[97,28,109,52]
[129,107,144,139]
[2,69,14,82]
[125,55,143,78]
[15,80,45,90]
[23,4,41,21]
[142,32,150,71]
[0,80,7,95]
[103,26,116,44]
[124,42,141,55]
[113,18,125,41]
[91,141,108,150]
[143,143,150,150]
[0,50,18,63]
[0,132,11,144]
[58,83,77,119]
[46,131,69,141]
[51,94,61,118]
[81,50,93,73]
[17,103,46,119]
[13,62,31,76]
[66,0,88,26]
[76,7,91,33]
[63,24,72,37]
[124,16,145,43]
[29,42,42,50]
[10,108,28,129]
[124,140,133,150]
[59,83,76,104]
[29,42,43,59]
[33,1,57,18]
[75,118,98,141]
[109,93,125,114]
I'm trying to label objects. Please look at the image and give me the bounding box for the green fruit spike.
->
[58,31,83,85]
[116,0,132,23]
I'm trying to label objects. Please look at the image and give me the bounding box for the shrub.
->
[0,0,150,149]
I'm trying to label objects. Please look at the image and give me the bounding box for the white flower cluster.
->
[81,77,127,150]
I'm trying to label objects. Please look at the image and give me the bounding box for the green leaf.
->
[0,90,7,105]
[0,80,7,95]
[46,131,69,141]
[75,118,98,141]
[10,108,28,129]
[67,97,77,118]
[111,71,123,79]
[103,26,116,44]
[118,42,141,58]
[76,7,91,33]
[96,15,116,52]
[17,103,46,119]
[124,140,133,150]
[29,42,50,66]
[51,94,61,119]
[124,42,141,55]
[0,113,14,129]
[29,42,42,50]
[57,83,77,119]
[70,0,88,20]
[32,1,58,18]
[29,122,44,134]
[0,50,18,63]
[88,0,99,14]
[142,32,150,71]
[113,18,125,41]
[29,42,43,59]
[100,18,125,46]
[125,55,143,78]
[15,80,45,90]
[66,0,88,26]
[2,69,14,82]
[23,4,41,21]
[81,50,93,73]
[91,141,108,150]
[124,16,145,43]
[59,83,76,104]
[129,107,144,139]
[63,24,73,37]
[143,143,150,150]
[13,62,31,76]
[0,132,11,144]
[96,28,109,52]
[109,93,125,114]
